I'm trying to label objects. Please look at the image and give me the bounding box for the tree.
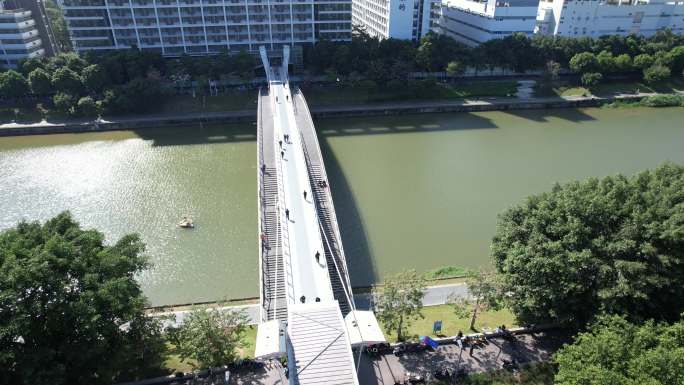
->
[543,60,561,81]
[0,212,167,385]
[569,52,598,74]
[168,308,248,369]
[0,70,29,99]
[82,64,109,93]
[77,96,98,117]
[643,63,671,83]
[596,50,616,73]
[634,53,655,69]
[52,92,75,113]
[581,72,603,86]
[28,68,53,95]
[52,67,83,95]
[554,315,684,385]
[446,61,464,77]
[374,270,426,341]
[464,270,504,330]
[670,45,684,75]
[614,53,634,73]
[492,163,684,327]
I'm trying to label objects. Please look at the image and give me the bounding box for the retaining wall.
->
[0,95,646,137]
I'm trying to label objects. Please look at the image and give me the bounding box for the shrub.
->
[580,72,602,86]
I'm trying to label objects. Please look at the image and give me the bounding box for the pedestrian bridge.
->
[254,46,385,384]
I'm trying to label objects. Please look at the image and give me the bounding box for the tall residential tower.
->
[0,3,45,68]
[58,0,352,56]
[351,0,435,39]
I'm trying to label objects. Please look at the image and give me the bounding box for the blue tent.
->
[420,336,439,350]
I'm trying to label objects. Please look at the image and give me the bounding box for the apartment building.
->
[0,6,45,68]
[351,0,434,39]
[536,0,684,37]
[59,0,352,56]
[433,0,538,45]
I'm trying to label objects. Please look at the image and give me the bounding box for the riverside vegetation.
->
[2,30,684,121]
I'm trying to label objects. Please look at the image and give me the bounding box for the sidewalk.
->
[152,282,469,326]
[357,329,569,385]
[0,91,660,134]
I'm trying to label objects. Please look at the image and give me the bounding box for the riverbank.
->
[0,91,669,137]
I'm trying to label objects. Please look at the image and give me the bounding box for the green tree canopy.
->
[0,70,29,99]
[492,163,684,327]
[643,63,671,83]
[569,52,599,74]
[581,72,603,86]
[0,212,167,385]
[633,53,655,69]
[374,270,426,341]
[52,92,75,113]
[52,67,83,95]
[28,68,53,95]
[554,315,684,385]
[168,308,248,369]
[82,64,109,94]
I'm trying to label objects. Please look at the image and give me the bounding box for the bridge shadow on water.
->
[311,111,499,301]
[316,134,378,294]
[501,107,596,123]
[133,122,257,146]
[315,111,498,138]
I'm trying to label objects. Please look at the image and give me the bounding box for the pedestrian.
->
[261,164,266,173]
[469,345,475,356]
[303,190,307,200]
[315,251,320,262]
[279,140,282,148]
[281,150,284,158]
[285,209,290,220]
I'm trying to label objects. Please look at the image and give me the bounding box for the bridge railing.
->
[294,89,355,310]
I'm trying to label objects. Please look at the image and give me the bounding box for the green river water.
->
[1,107,683,306]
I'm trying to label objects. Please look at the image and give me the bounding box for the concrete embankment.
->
[0,94,647,137]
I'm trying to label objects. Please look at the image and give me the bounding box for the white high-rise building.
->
[351,0,435,39]
[58,0,352,56]
[0,6,45,68]
[536,0,684,38]
[433,0,539,45]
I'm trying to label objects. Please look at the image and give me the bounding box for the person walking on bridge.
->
[285,209,290,221]
[303,190,307,200]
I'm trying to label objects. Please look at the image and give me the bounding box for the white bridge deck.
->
[255,47,385,385]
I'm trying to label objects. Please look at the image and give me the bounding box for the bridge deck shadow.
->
[133,123,257,146]
[316,134,377,293]
[315,112,498,138]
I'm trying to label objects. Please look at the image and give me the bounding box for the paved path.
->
[153,282,468,327]
[224,329,569,385]
[0,90,664,132]
[357,329,569,385]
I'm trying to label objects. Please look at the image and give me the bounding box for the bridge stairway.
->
[258,88,288,322]
[308,164,352,316]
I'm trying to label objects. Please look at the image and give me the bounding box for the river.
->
[1,107,683,306]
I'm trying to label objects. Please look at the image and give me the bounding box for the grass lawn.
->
[163,325,258,374]
[383,304,518,343]
[535,77,684,98]
[156,92,258,115]
[303,80,518,107]
[424,266,469,280]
